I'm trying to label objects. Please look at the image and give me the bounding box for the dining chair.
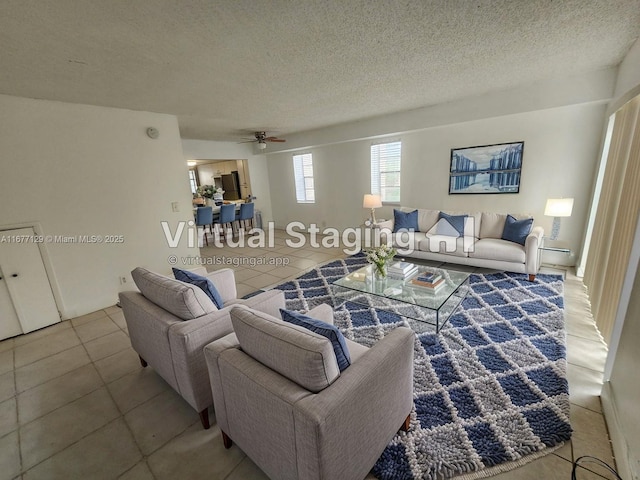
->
[214,204,236,241]
[235,202,255,233]
[195,206,214,246]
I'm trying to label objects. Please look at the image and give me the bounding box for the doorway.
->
[187,159,252,202]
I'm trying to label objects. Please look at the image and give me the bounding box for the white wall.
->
[613,36,640,101]
[196,163,218,186]
[0,94,198,319]
[266,102,607,265]
[603,255,640,480]
[182,140,273,223]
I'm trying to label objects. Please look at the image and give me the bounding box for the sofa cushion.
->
[393,231,427,253]
[420,235,472,257]
[501,215,534,246]
[230,306,340,393]
[479,212,507,239]
[393,209,419,232]
[417,209,440,232]
[438,212,467,236]
[131,267,217,321]
[172,268,224,309]
[469,238,526,263]
[280,309,351,372]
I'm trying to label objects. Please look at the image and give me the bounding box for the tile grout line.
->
[15,323,87,476]
[73,308,208,478]
[13,313,138,477]
[13,338,23,478]
[72,314,155,480]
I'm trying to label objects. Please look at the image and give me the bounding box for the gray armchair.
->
[119,267,285,429]
[204,303,415,480]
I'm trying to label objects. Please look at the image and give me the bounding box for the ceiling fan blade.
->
[266,137,286,142]
[237,139,257,143]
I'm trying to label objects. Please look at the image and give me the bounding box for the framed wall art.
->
[449,141,524,194]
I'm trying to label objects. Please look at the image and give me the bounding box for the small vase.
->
[374,263,387,279]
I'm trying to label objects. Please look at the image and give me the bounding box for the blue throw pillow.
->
[501,215,534,246]
[172,268,224,309]
[438,212,467,236]
[280,309,351,372]
[393,209,419,233]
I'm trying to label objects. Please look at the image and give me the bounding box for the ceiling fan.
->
[239,131,286,149]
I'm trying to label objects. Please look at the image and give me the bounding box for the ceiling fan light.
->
[257,141,267,150]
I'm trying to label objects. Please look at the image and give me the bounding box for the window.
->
[188,169,199,194]
[293,153,315,203]
[371,141,401,203]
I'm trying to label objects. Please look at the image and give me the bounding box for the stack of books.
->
[410,271,445,294]
[387,261,419,280]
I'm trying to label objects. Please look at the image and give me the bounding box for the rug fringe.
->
[452,443,564,479]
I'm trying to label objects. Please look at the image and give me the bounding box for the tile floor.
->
[0,230,618,479]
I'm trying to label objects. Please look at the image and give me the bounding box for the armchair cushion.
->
[173,267,224,309]
[280,309,351,372]
[131,267,217,321]
[231,305,340,393]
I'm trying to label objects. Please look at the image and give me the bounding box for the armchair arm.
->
[226,289,285,318]
[293,326,415,480]
[203,332,240,435]
[206,268,237,303]
[167,309,235,411]
[525,226,544,275]
[306,303,334,325]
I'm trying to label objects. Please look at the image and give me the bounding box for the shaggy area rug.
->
[273,255,571,480]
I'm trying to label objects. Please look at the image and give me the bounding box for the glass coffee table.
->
[332,263,470,333]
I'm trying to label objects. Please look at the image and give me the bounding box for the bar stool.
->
[214,204,236,241]
[235,202,255,233]
[195,206,213,246]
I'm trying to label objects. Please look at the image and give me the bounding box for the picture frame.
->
[449,141,524,194]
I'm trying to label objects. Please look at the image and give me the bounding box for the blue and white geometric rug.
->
[273,255,572,480]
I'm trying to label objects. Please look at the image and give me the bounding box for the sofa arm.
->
[167,309,235,411]
[376,219,394,231]
[293,326,415,480]
[525,226,544,275]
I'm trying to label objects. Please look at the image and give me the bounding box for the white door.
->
[0,228,60,334]
[0,267,22,340]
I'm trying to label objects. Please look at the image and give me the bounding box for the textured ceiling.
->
[1,0,639,141]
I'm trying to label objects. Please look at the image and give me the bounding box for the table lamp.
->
[363,194,382,225]
[544,198,574,240]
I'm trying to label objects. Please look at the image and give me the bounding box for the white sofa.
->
[377,208,544,280]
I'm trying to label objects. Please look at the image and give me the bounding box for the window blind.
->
[293,153,315,203]
[371,141,401,203]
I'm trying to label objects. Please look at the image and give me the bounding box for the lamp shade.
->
[363,194,382,209]
[544,198,574,217]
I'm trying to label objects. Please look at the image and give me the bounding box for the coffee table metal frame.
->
[332,263,470,333]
